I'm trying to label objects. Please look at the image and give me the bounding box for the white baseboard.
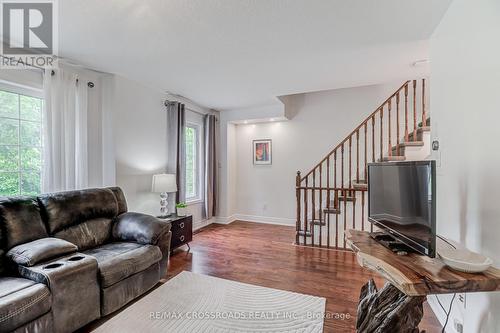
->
[193,218,214,231]
[213,215,237,225]
[212,214,295,226]
[232,214,295,226]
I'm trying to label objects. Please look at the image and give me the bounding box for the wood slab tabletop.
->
[346,229,500,296]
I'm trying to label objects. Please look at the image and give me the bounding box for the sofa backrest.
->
[38,187,127,250]
[0,197,49,251]
[108,187,128,215]
[0,187,128,257]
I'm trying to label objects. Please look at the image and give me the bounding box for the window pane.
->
[20,147,41,171]
[21,172,40,196]
[0,91,18,118]
[20,121,41,146]
[20,95,42,121]
[0,146,19,171]
[0,118,19,145]
[0,172,20,196]
[185,126,197,199]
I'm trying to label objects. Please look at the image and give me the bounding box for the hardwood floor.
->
[167,221,442,333]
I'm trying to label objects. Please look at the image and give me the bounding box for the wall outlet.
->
[451,293,466,333]
[457,293,466,308]
[453,318,464,333]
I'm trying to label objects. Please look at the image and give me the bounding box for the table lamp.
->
[152,174,177,217]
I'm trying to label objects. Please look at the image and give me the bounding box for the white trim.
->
[193,217,214,231]
[213,214,295,226]
[233,214,295,226]
[185,122,202,203]
[0,80,43,98]
[214,215,237,225]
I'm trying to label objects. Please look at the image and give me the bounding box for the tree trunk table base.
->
[357,279,426,333]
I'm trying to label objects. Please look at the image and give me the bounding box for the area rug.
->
[93,271,326,332]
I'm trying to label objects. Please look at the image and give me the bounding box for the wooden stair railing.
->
[295,79,429,250]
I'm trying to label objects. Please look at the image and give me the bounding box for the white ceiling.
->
[59,0,451,110]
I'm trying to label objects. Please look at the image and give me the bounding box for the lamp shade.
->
[152,174,177,193]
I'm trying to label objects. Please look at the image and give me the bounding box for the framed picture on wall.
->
[253,139,272,165]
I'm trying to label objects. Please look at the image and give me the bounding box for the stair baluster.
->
[379,106,384,161]
[396,92,400,156]
[405,83,409,142]
[312,171,316,247]
[296,171,301,245]
[422,78,427,128]
[388,99,392,157]
[295,80,429,250]
[413,80,417,141]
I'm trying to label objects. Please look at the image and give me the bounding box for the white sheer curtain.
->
[42,68,89,192]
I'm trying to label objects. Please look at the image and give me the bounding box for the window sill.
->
[186,199,203,206]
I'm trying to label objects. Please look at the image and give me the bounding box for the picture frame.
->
[253,139,272,165]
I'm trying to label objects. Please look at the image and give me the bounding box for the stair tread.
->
[396,141,424,147]
[323,208,340,214]
[352,181,368,190]
[418,118,431,127]
[310,220,326,226]
[338,196,356,202]
[407,126,430,141]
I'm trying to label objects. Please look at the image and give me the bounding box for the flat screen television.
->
[368,160,436,257]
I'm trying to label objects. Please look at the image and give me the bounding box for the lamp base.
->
[159,192,169,217]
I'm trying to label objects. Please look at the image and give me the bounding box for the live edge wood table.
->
[346,230,500,333]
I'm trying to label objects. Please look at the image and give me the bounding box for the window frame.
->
[0,81,44,197]
[185,121,202,204]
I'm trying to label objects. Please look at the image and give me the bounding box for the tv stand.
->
[347,229,500,333]
[370,232,415,254]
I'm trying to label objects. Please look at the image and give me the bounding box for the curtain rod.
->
[164,99,215,117]
[0,56,94,87]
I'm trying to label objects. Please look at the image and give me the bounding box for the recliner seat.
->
[0,187,171,332]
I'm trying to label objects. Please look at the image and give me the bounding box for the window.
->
[0,87,43,196]
[185,123,201,202]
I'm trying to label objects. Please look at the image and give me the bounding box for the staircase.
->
[295,79,430,249]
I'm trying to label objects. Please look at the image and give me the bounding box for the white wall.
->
[428,1,500,332]
[226,82,403,224]
[113,77,219,229]
[113,75,167,215]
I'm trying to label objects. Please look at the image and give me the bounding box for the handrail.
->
[300,80,410,182]
[295,78,428,249]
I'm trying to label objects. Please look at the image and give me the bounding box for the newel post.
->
[295,171,301,245]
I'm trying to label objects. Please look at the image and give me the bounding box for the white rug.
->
[93,271,326,333]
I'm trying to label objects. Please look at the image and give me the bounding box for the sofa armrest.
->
[112,212,171,246]
[7,237,77,267]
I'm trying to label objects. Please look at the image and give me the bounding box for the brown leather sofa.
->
[0,187,171,333]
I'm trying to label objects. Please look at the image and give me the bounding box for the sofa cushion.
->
[0,277,52,332]
[7,238,77,267]
[83,242,162,288]
[38,188,118,234]
[54,218,113,251]
[0,197,48,250]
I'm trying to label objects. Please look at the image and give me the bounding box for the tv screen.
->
[368,160,436,257]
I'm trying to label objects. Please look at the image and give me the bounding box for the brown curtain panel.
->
[167,102,186,205]
[203,114,217,218]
